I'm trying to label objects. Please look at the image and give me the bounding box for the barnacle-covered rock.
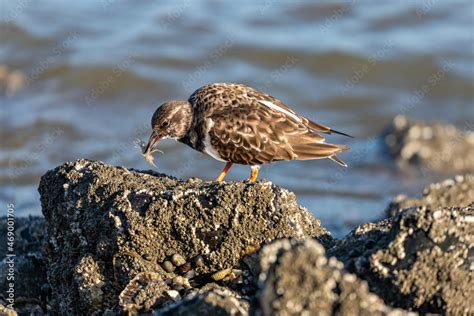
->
[383,115,474,173]
[386,174,474,217]
[159,283,249,316]
[0,216,48,315]
[39,159,331,314]
[256,239,411,316]
[0,304,17,316]
[329,203,474,314]
[118,272,174,313]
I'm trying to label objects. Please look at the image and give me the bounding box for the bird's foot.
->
[248,166,259,183]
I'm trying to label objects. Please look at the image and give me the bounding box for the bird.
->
[142,83,351,182]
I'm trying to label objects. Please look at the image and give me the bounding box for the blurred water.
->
[1,1,473,237]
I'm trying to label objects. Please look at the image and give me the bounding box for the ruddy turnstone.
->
[143,83,351,182]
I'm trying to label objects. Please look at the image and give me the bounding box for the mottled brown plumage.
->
[143,83,351,182]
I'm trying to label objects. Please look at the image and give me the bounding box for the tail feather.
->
[305,119,331,133]
[329,129,353,138]
[329,155,348,167]
[305,118,353,138]
[292,142,349,162]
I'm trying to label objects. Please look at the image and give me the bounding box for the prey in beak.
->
[140,131,162,167]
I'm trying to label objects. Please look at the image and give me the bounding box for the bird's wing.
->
[222,83,350,136]
[243,87,336,134]
[207,104,337,165]
[194,83,336,134]
[251,93,353,137]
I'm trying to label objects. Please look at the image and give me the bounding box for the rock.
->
[0,65,26,97]
[171,254,186,267]
[118,272,173,313]
[328,204,474,314]
[383,115,474,173]
[159,283,249,316]
[386,174,474,217]
[193,255,205,268]
[256,239,411,316]
[38,159,331,314]
[0,304,17,316]
[171,276,192,290]
[0,216,48,315]
[162,260,175,273]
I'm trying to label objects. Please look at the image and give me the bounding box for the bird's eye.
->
[161,121,170,128]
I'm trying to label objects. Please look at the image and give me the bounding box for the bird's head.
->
[143,100,193,156]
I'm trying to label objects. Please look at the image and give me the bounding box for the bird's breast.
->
[180,117,208,152]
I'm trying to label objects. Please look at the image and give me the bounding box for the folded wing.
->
[208,104,348,166]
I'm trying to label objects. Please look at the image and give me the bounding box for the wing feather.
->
[208,105,301,164]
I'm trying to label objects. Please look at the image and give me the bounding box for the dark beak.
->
[143,131,161,155]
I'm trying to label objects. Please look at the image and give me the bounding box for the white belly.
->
[202,133,226,162]
[202,118,226,162]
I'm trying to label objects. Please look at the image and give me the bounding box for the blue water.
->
[1,1,473,236]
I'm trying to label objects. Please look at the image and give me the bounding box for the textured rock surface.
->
[328,204,474,314]
[117,271,178,313]
[256,239,410,316]
[159,283,249,316]
[383,115,474,172]
[38,159,331,314]
[386,174,474,217]
[30,159,474,314]
[0,216,48,315]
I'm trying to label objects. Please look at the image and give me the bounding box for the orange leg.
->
[249,166,259,183]
[215,162,233,182]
